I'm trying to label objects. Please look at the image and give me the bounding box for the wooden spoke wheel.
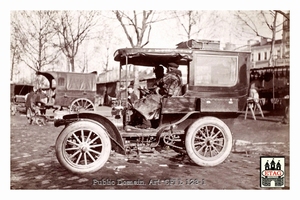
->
[55,120,111,174]
[70,98,95,112]
[185,116,232,166]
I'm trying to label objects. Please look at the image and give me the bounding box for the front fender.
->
[54,112,125,155]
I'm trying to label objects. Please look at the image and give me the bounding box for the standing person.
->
[282,95,289,124]
[103,90,107,106]
[25,86,40,124]
[48,87,56,105]
[37,89,48,115]
[116,84,126,106]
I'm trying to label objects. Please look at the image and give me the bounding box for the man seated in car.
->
[156,62,182,97]
[127,62,182,129]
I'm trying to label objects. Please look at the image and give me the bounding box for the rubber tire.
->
[55,120,111,174]
[185,116,232,166]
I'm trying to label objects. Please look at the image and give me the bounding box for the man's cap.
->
[168,62,179,68]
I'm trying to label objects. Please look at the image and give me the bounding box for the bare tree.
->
[235,10,289,66]
[172,10,223,40]
[53,11,99,72]
[93,17,120,73]
[11,11,59,73]
[236,11,275,40]
[269,11,278,67]
[10,20,22,82]
[113,10,158,48]
[113,10,165,90]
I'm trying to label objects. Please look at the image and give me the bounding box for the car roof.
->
[113,48,193,66]
[36,71,97,81]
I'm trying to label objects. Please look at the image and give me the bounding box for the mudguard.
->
[54,112,125,155]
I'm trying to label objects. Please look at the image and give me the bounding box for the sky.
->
[8,9,288,83]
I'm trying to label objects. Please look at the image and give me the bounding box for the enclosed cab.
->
[162,49,250,115]
[113,48,251,117]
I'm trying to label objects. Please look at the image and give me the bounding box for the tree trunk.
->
[269,12,277,67]
[70,57,75,72]
[11,52,15,82]
[270,11,278,110]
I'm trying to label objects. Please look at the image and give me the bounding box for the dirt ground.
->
[10,106,290,191]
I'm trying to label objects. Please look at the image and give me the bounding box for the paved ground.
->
[10,106,290,190]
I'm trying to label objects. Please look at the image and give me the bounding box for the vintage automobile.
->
[53,47,251,174]
[36,71,98,112]
[10,83,34,115]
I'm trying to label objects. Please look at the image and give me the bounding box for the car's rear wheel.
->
[70,98,95,112]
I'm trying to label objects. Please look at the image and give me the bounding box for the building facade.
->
[250,38,289,69]
[248,12,290,109]
[250,12,290,69]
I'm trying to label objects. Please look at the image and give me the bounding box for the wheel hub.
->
[205,137,213,146]
[79,142,89,152]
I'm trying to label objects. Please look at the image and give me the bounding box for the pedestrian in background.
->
[282,95,289,124]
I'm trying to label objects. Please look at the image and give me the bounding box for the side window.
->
[264,52,268,60]
[193,55,238,86]
[58,77,65,87]
[178,65,187,84]
[277,49,281,58]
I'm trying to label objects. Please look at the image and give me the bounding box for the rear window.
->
[58,77,65,87]
[193,54,238,86]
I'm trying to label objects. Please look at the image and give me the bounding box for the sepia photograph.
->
[5,1,297,198]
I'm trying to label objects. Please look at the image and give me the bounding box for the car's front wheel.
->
[55,120,111,174]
